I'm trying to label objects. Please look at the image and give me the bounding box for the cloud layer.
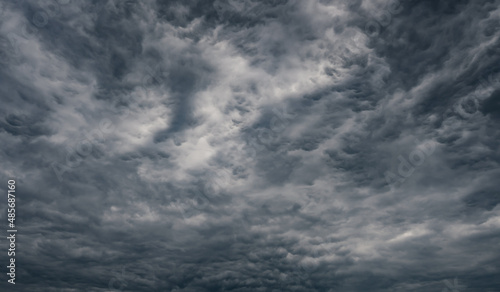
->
[1,0,499,291]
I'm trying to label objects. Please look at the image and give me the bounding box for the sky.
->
[1,0,500,291]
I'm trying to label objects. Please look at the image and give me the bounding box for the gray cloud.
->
[1,0,500,291]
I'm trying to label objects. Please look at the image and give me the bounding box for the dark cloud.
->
[1,0,500,291]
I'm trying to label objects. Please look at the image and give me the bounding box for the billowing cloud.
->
[0,0,499,291]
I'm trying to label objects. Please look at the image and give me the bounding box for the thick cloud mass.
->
[1,0,500,291]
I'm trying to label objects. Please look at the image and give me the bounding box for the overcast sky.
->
[1,0,500,291]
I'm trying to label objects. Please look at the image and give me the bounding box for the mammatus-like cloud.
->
[0,0,499,291]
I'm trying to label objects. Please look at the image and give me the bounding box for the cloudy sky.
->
[1,0,500,291]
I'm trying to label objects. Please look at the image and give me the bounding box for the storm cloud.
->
[0,0,499,291]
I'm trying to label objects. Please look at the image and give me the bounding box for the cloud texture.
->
[0,0,500,291]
